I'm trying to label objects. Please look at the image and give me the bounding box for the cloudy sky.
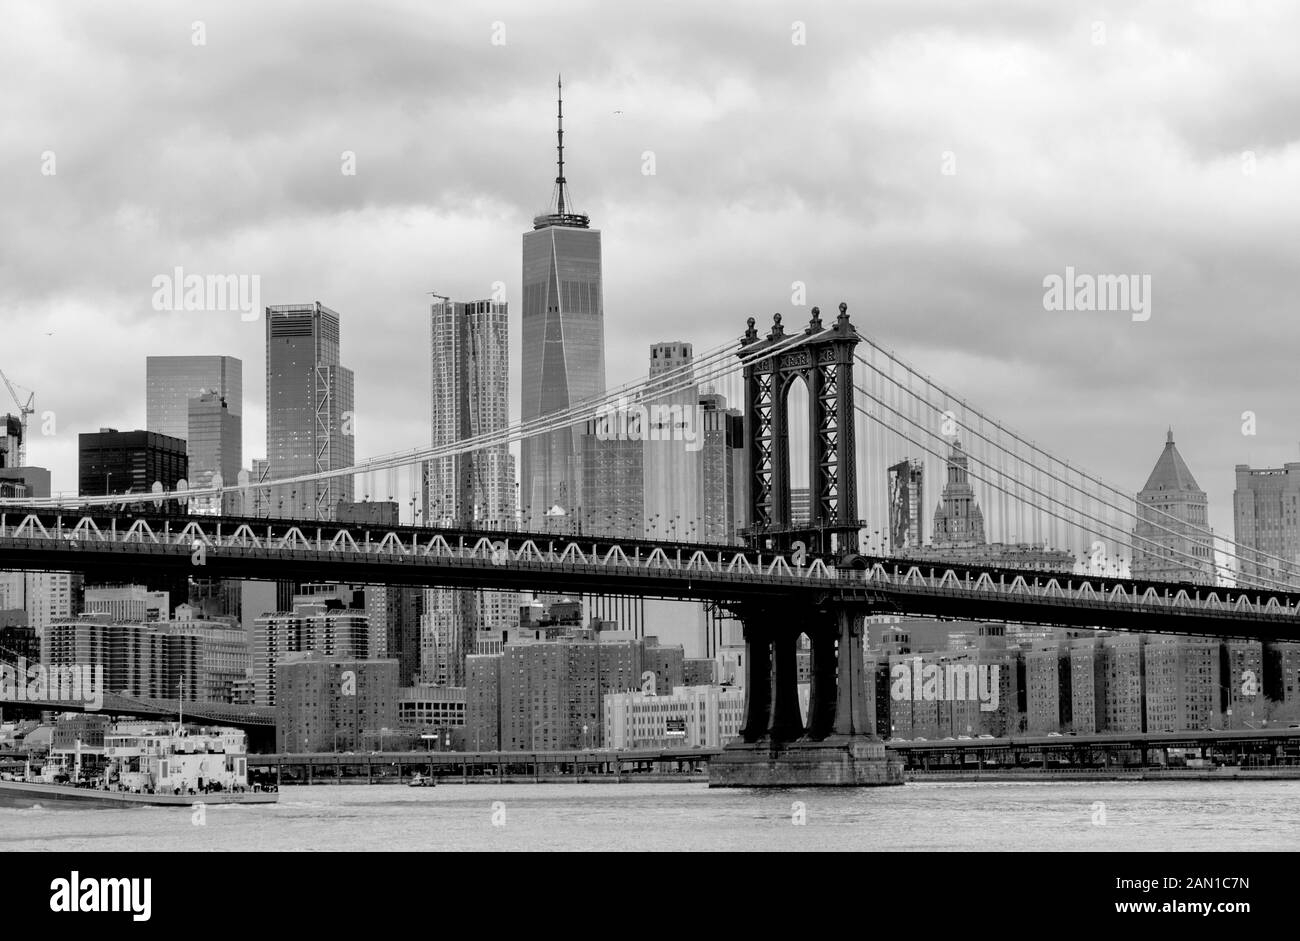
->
[2,0,1298,549]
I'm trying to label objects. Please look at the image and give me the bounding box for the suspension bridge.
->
[2,303,1295,784]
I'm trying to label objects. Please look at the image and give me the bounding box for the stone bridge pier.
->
[709,602,904,787]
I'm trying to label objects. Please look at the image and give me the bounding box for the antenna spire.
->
[533,74,589,229]
[556,74,566,216]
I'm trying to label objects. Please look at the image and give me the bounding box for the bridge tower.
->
[741,302,861,558]
[710,303,903,787]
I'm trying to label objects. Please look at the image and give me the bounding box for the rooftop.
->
[1140,428,1203,494]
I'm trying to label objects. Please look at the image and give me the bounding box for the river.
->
[2,780,1296,851]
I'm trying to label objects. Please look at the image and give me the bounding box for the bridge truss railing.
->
[860,563,1300,627]
[5,512,1300,626]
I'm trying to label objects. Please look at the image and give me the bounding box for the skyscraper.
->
[581,421,643,538]
[931,441,986,547]
[521,77,605,529]
[643,342,699,542]
[145,355,242,441]
[423,298,518,686]
[265,302,355,519]
[0,413,49,500]
[0,415,21,469]
[1131,429,1214,583]
[888,459,924,552]
[1233,460,1300,585]
[426,299,515,530]
[187,391,240,513]
[582,383,744,652]
[698,392,745,545]
[78,429,188,497]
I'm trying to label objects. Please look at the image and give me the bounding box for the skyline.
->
[3,0,1300,550]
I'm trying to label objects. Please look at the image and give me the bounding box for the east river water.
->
[2,780,1297,851]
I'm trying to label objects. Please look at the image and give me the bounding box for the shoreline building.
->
[1025,641,1072,734]
[1220,638,1265,729]
[397,684,467,733]
[520,77,605,531]
[43,613,246,703]
[163,605,252,703]
[465,613,685,751]
[604,685,745,749]
[252,601,370,706]
[45,614,198,701]
[882,625,1020,739]
[265,302,354,519]
[276,655,398,753]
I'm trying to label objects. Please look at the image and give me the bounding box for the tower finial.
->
[556,74,566,217]
[1167,426,1174,445]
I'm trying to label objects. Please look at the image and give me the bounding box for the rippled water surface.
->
[3,780,1297,851]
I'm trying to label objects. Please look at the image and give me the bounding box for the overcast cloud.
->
[2,0,1298,545]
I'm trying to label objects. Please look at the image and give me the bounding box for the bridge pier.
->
[769,628,803,742]
[805,622,838,740]
[710,604,903,788]
[832,608,870,736]
[738,620,773,743]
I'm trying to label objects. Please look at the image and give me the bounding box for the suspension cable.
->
[855,352,1293,583]
[859,336,1296,576]
[855,388,1290,590]
[3,328,812,509]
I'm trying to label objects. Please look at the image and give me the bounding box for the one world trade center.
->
[520,76,605,530]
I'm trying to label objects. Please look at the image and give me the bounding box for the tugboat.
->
[0,722,278,808]
[408,772,436,788]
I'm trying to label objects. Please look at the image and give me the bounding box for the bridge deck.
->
[3,506,1300,639]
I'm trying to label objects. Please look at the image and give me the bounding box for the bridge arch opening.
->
[782,373,811,529]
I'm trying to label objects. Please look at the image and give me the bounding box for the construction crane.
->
[0,367,35,467]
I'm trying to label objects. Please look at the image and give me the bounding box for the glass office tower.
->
[265,302,355,519]
[145,356,242,441]
[187,391,241,513]
[520,77,606,531]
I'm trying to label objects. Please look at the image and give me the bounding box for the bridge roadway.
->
[4,506,1300,639]
[0,690,274,727]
